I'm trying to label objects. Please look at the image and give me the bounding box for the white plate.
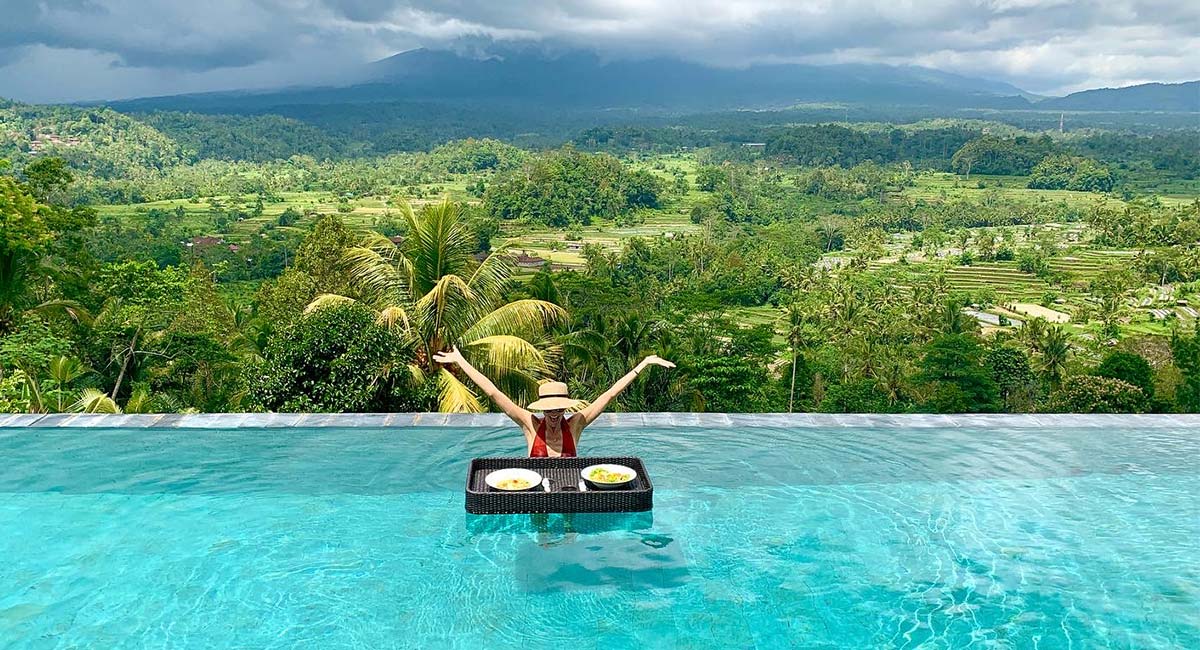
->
[580,464,638,489]
[484,468,543,491]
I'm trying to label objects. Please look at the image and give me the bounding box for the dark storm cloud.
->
[0,0,1196,102]
[0,0,294,71]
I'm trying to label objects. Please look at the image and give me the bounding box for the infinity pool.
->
[1,415,1198,649]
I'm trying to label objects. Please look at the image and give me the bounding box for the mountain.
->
[1037,81,1199,112]
[359,48,1037,110]
[105,48,1034,114]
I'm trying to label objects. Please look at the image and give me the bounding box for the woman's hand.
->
[432,345,464,366]
[637,354,676,372]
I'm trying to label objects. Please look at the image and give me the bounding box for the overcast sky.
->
[1,0,1197,103]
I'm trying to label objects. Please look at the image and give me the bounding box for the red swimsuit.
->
[529,415,577,457]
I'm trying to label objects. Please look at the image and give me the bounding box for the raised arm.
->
[578,354,675,426]
[433,346,531,428]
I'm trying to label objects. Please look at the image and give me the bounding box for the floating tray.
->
[465,456,653,514]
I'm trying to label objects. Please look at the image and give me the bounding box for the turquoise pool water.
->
[1,422,1198,649]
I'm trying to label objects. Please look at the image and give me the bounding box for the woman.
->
[433,346,675,456]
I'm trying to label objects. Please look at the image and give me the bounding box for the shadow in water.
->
[464,512,689,593]
[465,511,654,537]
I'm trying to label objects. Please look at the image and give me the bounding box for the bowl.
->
[484,468,543,491]
[581,464,638,489]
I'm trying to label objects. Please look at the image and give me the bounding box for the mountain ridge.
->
[1037,81,1199,112]
[83,49,1198,115]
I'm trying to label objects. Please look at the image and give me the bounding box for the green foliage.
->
[485,147,660,226]
[1028,155,1115,192]
[97,260,190,307]
[683,354,769,412]
[249,301,416,412]
[430,138,526,173]
[295,214,356,295]
[20,157,74,203]
[986,344,1038,411]
[1095,351,1155,398]
[695,166,727,191]
[0,368,28,413]
[950,135,1050,176]
[819,378,897,413]
[253,268,319,335]
[277,207,301,226]
[0,317,73,374]
[1170,329,1200,412]
[1049,375,1146,413]
[0,175,52,329]
[1,105,1197,416]
[0,103,182,179]
[915,334,999,412]
[677,321,778,413]
[466,210,500,253]
[135,111,352,161]
[765,124,978,169]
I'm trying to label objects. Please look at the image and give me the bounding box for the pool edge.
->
[1,413,1197,429]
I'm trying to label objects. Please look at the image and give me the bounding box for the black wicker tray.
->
[466,456,653,514]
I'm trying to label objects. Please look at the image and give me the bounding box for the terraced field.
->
[1047,249,1138,277]
[942,263,1050,298]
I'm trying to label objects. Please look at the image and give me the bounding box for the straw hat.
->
[527,381,580,411]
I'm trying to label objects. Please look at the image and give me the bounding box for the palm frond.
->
[414,273,478,345]
[406,201,474,296]
[124,384,154,414]
[72,388,122,414]
[343,242,412,306]
[466,247,516,304]
[437,368,484,413]
[30,299,94,327]
[464,299,567,341]
[48,356,89,384]
[377,305,413,335]
[405,363,426,386]
[304,293,356,315]
[465,335,551,376]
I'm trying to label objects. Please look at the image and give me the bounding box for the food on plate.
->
[496,478,533,490]
[588,468,633,483]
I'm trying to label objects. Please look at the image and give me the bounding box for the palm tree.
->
[1021,316,1048,353]
[610,312,663,368]
[1039,325,1071,387]
[556,325,608,386]
[784,304,813,412]
[307,200,565,412]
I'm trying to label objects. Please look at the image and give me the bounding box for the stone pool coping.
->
[0,413,1196,429]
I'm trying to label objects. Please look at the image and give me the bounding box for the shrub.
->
[1048,376,1146,413]
[248,302,417,412]
[818,378,897,413]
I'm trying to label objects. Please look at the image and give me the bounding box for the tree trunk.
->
[788,349,798,413]
[111,330,139,400]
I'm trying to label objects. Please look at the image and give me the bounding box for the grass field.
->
[904,173,1197,207]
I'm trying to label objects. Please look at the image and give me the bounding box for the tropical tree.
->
[1095,351,1155,399]
[1039,325,1071,387]
[915,334,999,413]
[784,304,819,412]
[307,200,565,412]
[0,174,51,332]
